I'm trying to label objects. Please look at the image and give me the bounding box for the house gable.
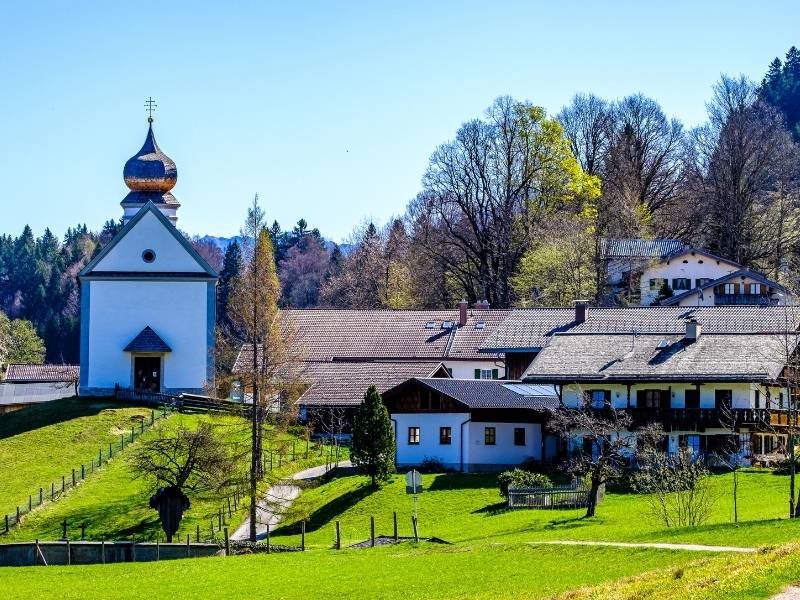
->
[80,202,217,277]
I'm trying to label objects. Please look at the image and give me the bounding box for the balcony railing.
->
[714,294,778,306]
[627,407,796,429]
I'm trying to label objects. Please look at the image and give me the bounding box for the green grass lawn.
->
[271,469,800,549]
[4,410,344,543]
[0,543,706,600]
[0,397,154,519]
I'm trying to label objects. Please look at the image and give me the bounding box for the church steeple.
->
[121,102,180,224]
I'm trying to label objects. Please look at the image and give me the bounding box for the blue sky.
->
[1,1,797,242]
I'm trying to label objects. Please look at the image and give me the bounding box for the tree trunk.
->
[585,479,600,518]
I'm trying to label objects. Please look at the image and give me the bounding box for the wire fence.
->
[2,405,174,535]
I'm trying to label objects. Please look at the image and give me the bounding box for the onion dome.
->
[121,120,180,221]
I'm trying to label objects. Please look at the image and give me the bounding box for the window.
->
[780,392,785,410]
[672,278,691,291]
[439,427,452,445]
[475,369,498,380]
[588,390,610,409]
[484,427,496,445]
[755,389,760,409]
[141,249,156,263]
[475,321,486,330]
[680,434,701,454]
[649,278,666,291]
[425,321,435,329]
[715,389,732,410]
[696,278,713,288]
[749,283,763,295]
[441,321,453,329]
[514,427,526,446]
[407,427,420,445]
[723,283,737,295]
[638,389,666,409]
[684,388,700,409]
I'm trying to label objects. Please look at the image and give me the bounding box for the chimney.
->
[473,299,490,310]
[685,318,701,342]
[458,299,468,327]
[574,300,589,324]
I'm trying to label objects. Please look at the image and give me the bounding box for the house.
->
[640,247,788,306]
[519,307,800,462]
[0,364,79,414]
[232,302,511,417]
[294,361,450,429]
[78,119,218,397]
[601,238,686,288]
[382,378,559,472]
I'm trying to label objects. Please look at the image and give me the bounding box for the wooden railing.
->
[627,407,797,429]
[114,387,243,415]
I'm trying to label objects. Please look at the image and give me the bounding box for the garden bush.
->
[498,469,552,498]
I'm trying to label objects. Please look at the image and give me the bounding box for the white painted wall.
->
[85,280,208,390]
[672,275,789,307]
[465,421,541,468]
[95,211,204,273]
[561,382,770,410]
[640,253,737,305]
[393,412,469,469]
[443,360,506,380]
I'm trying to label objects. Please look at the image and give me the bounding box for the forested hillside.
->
[2,47,799,363]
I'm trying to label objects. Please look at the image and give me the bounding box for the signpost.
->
[405,469,422,522]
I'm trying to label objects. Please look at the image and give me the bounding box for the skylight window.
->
[441,321,454,329]
[656,339,669,349]
[425,321,436,329]
[475,321,486,330]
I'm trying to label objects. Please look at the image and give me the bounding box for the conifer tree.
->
[351,385,395,488]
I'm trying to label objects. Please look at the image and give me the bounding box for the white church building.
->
[79,119,218,396]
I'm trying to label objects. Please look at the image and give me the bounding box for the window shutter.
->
[636,390,646,406]
[474,369,481,379]
[492,369,499,379]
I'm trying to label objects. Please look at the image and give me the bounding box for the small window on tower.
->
[142,249,156,263]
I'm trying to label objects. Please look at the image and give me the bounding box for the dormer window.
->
[141,249,156,263]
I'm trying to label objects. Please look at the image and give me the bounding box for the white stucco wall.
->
[672,275,788,307]
[640,253,737,305]
[443,360,506,379]
[561,382,772,410]
[85,280,209,391]
[393,413,470,469]
[465,421,541,468]
[95,211,205,273]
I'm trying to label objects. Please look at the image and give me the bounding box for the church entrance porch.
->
[134,356,162,393]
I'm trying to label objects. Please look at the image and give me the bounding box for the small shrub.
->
[498,469,552,498]
[419,457,446,473]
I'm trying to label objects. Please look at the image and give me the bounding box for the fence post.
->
[109,442,113,458]
[292,441,296,461]
[62,475,65,493]
[370,516,375,547]
[72,469,76,487]
[81,464,85,480]
[335,520,341,550]
[99,448,102,465]
[412,516,418,543]
[227,497,232,518]
[156,536,160,561]
[196,524,201,543]
[186,534,190,558]
[224,527,230,556]
[151,410,155,425]
[16,506,19,526]
[131,427,134,443]
[29,495,32,512]
[80,523,85,540]
[121,433,124,450]
[141,420,144,434]
[51,482,55,500]
[4,515,7,533]
[131,535,136,562]
[66,539,71,566]
[393,511,398,541]
[101,539,105,564]
[301,520,305,551]
[266,524,270,554]
[39,487,43,506]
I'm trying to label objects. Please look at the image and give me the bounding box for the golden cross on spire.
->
[144,97,157,123]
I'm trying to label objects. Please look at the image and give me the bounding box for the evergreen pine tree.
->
[218,239,243,330]
[351,385,396,487]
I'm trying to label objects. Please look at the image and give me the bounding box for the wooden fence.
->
[114,388,243,414]
[2,405,174,535]
[507,482,604,509]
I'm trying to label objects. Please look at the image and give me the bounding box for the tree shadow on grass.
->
[273,482,379,535]
[427,473,497,491]
[543,515,597,531]
[0,397,132,440]
[473,501,511,515]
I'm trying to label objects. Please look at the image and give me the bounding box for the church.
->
[78,117,218,396]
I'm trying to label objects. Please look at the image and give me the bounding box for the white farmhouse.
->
[78,120,218,396]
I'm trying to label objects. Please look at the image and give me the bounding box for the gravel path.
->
[529,540,756,553]
[231,460,352,541]
[773,587,800,599]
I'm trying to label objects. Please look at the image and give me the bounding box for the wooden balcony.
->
[628,407,797,430]
[714,294,778,306]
